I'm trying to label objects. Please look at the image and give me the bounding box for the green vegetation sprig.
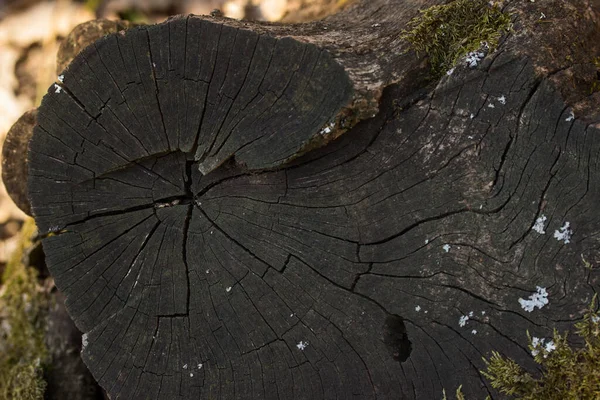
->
[401,0,512,78]
[482,295,600,399]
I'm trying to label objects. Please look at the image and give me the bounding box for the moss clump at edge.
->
[401,0,512,78]
[481,295,600,399]
[0,219,48,400]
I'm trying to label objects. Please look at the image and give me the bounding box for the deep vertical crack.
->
[182,159,194,315]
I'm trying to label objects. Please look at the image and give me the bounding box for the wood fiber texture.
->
[28,14,600,400]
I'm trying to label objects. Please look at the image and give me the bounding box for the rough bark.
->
[2,109,36,215]
[16,0,600,398]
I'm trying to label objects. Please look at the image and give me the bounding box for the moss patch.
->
[0,219,48,400]
[401,0,512,78]
[482,296,600,399]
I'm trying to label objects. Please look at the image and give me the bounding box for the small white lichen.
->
[459,315,469,327]
[532,215,547,234]
[446,68,455,76]
[443,244,451,253]
[190,373,194,377]
[465,50,486,68]
[544,340,556,356]
[82,333,88,348]
[57,74,64,83]
[198,363,203,369]
[425,239,429,244]
[471,330,477,335]
[498,95,506,105]
[531,337,555,358]
[481,311,486,315]
[54,84,62,94]
[470,113,475,119]
[415,305,421,312]
[531,336,544,356]
[554,222,573,244]
[468,311,474,317]
[565,111,575,122]
[183,364,188,369]
[226,286,232,292]
[372,23,381,28]
[487,103,495,109]
[205,269,210,274]
[519,286,549,312]
[296,341,308,350]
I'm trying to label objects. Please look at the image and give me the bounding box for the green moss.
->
[0,219,48,400]
[401,0,512,78]
[482,295,600,399]
[442,384,467,400]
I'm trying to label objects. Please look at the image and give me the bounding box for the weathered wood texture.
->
[3,109,36,215]
[25,0,600,398]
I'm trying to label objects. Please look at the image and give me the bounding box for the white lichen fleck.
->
[498,95,506,104]
[487,103,495,108]
[425,239,429,244]
[544,340,556,356]
[183,364,188,369]
[468,311,474,317]
[470,113,475,119]
[471,329,477,335]
[565,111,575,122]
[190,373,194,377]
[82,333,88,349]
[459,315,469,327]
[198,363,203,369]
[531,337,555,357]
[531,336,544,356]
[443,244,451,253]
[54,84,62,93]
[481,311,486,315]
[225,286,232,292]
[532,214,547,234]
[446,67,455,76]
[296,341,308,351]
[415,305,421,312]
[57,74,64,83]
[554,222,573,244]
[465,50,486,68]
[519,286,549,312]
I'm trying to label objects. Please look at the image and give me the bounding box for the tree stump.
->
[20,0,600,398]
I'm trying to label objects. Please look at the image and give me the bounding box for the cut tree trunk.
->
[17,0,600,398]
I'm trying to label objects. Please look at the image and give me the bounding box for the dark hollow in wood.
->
[27,10,600,400]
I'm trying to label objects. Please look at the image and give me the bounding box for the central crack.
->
[181,158,195,315]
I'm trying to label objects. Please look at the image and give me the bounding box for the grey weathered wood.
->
[21,0,600,398]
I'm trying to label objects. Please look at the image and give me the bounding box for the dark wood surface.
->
[25,2,600,399]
